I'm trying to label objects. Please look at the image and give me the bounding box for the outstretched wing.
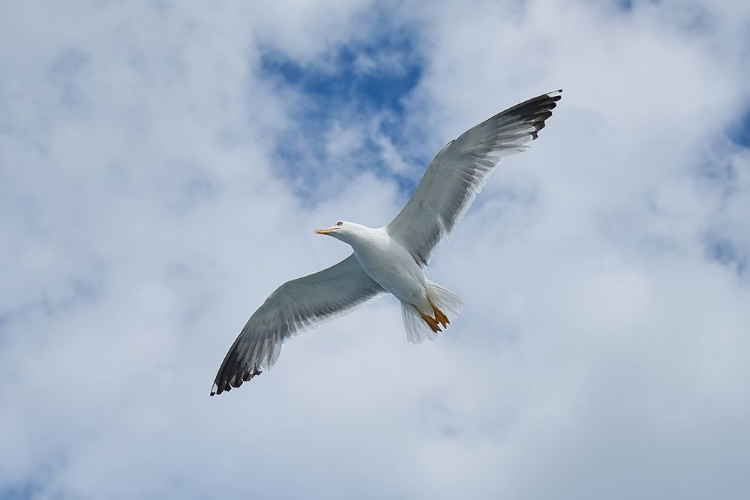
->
[211,254,385,395]
[386,90,562,267]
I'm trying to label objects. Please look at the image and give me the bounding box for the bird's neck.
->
[340,224,382,250]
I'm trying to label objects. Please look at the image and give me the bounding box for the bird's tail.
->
[401,281,465,344]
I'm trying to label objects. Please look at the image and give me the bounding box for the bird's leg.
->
[418,308,442,333]
[427,295,450,328]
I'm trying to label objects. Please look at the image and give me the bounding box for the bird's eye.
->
[336,221,343,226]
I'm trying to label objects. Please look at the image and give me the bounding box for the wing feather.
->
[211,254,385,395]
[386,90,562,266]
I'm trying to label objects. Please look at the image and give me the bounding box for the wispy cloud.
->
[1,0,749,498]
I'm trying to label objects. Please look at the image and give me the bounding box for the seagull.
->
[211,90,562,395]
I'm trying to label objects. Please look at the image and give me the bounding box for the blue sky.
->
[259,22,428,196]
[1,1,750,499]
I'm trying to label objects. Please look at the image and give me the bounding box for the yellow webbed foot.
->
[427,295,450,328]
[418,308,442,333]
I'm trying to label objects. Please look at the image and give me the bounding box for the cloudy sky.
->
[2,0,750,498]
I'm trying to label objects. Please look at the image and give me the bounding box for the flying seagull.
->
[211,90,562,395]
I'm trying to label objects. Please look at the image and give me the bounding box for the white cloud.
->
[1,0,749,499]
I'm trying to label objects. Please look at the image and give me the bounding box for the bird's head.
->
[315,220,364,243]
[315,220,347,239]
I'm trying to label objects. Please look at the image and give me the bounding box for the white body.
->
[339,225,432,314]
[327,221,465,344]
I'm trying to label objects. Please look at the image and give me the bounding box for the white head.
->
[314,220,367,244]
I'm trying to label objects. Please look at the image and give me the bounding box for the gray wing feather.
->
[211,254,385,395]
[386,90,562,266]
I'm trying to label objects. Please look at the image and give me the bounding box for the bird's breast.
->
[351,232,426,303]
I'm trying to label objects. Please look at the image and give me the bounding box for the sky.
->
[1,0,750,498]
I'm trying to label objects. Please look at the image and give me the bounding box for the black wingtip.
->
[502,89,563,141]
[210,367,263,397]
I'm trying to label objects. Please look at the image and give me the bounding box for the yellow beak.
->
[315,228,336,235]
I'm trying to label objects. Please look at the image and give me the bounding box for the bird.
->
[211,90,562,395]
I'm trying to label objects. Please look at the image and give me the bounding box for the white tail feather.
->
[400,281,465,344]
[426,280,465,316]
[401,302,438,344]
